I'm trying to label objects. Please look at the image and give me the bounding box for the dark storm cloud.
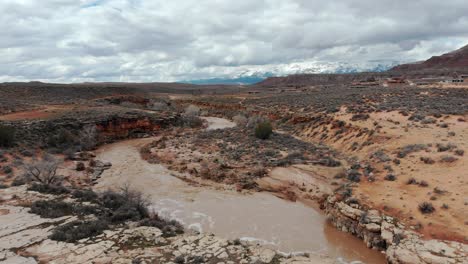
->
[0,0,467,82]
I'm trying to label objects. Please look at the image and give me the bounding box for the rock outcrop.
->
[2,110,179,147]
[323,196,467,263]
[0,186,336,264]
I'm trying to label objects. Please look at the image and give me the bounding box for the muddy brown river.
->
[94,118,386,263]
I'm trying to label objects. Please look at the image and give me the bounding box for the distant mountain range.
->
[390,44,468,72]
[185,61,399,85]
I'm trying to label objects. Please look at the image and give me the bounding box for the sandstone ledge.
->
[324,196,467,264]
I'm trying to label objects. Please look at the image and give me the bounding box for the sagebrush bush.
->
[101,188,149,223]
[419,180,429,187]
[232,114,247,127]
[254,122,273,140]
[347,170,361,182]
[50,220,109,242]
[440,155,458,163]
[30,200,74,218]
[406,177,418,185]
[418,202,435,214]
[72,189,98,202]
[28,183,70,195]
[0,125,15,147]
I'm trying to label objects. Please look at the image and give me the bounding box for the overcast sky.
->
[1,0,468,83]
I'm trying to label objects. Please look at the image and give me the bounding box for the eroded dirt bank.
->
[93,118,386,263]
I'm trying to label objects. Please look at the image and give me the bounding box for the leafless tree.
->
[24,156,63,185]
[79,125,97,151]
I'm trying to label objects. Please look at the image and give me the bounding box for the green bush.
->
[0,125,15,147]
[254,122,273,140]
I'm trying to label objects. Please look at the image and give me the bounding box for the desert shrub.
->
[421,118,436,124]
[187,256,205,264]
[440,155,458,163]
[436,143,457,152]
[49,220,109,242]
[384,174,397,181]
[433,187,447,195]
[406,178,418,185]
[346,169,361,182]
[232,114,247,127]
[420,156,435,164]
[2,166,12,174]
[72,189,98,202]
[184,105,200,116]
[30,200,101,219]
[30,200,74,218]
[350,113,370,121]
[0,124,15,147]
[11,176,27,186]
[254,122,273,140]
[111,202,146,223]
[0,184,8,189]
[454,149,464,156]
[418,202,435,214]
[397,144,427,158]
[339,186,353,199]
[246,115,266,128]
[152,102,169,111]
[101,187,149,223]
[28,183,70,195]
[441,203,449,209]
[47,128,79,151]
[101,190,130,210]
[76,162,85,171]
[174,255,185,264]
[371,150,391,162]
[182,115,203,128]
[418,180,429,187]
[139,214,184,237]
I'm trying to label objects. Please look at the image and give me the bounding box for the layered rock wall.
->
[323,196,467,263]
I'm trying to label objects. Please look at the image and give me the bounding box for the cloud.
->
[1,0,468,82]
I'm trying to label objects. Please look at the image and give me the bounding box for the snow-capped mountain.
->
[186,60,400,85]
